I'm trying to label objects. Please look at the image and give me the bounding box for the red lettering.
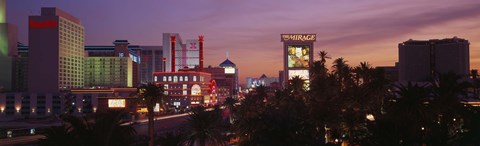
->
[29,20,57,29]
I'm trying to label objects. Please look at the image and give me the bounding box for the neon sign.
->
[281,34,316,42]
[29,20,57,29]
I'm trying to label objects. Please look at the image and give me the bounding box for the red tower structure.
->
[171,36,176,72]
[199,35,204,72]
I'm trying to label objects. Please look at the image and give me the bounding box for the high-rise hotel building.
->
[28,7,84,93]
[398,37,469,82]
[0,0,18,92]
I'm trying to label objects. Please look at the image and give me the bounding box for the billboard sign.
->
[225,67,235,74]
[108,99,125,108]
[287,45,310,68]
[281,34,316,42]
[288,70,309,80]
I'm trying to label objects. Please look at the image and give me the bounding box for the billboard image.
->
[191,84,201,95]
[108,99,126,108]
[287,45,310,68]
[288,70,309,80]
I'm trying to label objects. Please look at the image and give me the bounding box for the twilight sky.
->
[7,0,480,84]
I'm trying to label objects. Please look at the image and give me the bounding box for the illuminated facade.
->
[246,74,279,88]
[84,40,140,88]
[0,88,137,118]
[0,0,18,92]
[281,34,316,87]
[153,70,212,108]
[84,57,133,88]
[28,7,85,93]
[163,33,205,72]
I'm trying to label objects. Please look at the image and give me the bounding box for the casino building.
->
[153,69,212,108]
[281,34,316,87]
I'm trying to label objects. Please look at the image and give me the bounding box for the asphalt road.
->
[0,113,190,146]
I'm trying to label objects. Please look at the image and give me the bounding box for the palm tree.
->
[157,131,185,146]
[430,71,469,145]
[289,76,308,101]
[94,109,137,146]
[223,97,238,124]
[185,105,225,146]
[137,83,165,146]
[332,58,352,94]
[386,82,435,145]
[38,125,80,146]
[318,51,331,65]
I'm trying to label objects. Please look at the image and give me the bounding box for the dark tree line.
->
[230,51,480,146]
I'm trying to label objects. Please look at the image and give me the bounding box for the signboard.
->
[225,67,235,74]
[29,20,57,29]
[287,45,310,68]
[281,34,316,42]
[288,70,309,80]
[191,84,201,95]
[154,103,160,112]
[108,99,126,108]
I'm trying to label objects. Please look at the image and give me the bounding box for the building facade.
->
[0,88,137,118]
[399,37,469,82]
[28,7,85,93]
[84,40,141,88]
[140,46,163,84]
[153,70,212,108]
[84,57,133,88]
[0,0,18,92]
[162,33,205,72]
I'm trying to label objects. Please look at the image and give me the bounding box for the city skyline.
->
[7,0,480,84]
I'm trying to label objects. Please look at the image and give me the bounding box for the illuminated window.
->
[193,76,197,82]
[183,90,187,95]
[163,76,166,81]
[179,76,183,82]
[183,84,187,89]
[174,76,178,82]
[168,76,172,82]
[185,76,188,82]
[154,76,158,82]
[164,84,169,89]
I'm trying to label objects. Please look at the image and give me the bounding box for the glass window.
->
[164,84,169,89]
[173,76,178,82]
[168,76,172,82]
[183,90,187,95]
[185,76,188,82]
[193,76,197,82]
[154,76,158,82]
[179,76,183,82]
[183,84,187,89]
[163,76,167,81]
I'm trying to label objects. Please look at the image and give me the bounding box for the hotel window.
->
[168,76,172,82]
[154,76,158,82]
[179,76,183,82]
[193,76,197,82]
[183,90,187,95]
[164,84,169,89]
[174,76,178,82]
[185,76,188,82]
[163,76,167,81]
[183,84,187,89]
